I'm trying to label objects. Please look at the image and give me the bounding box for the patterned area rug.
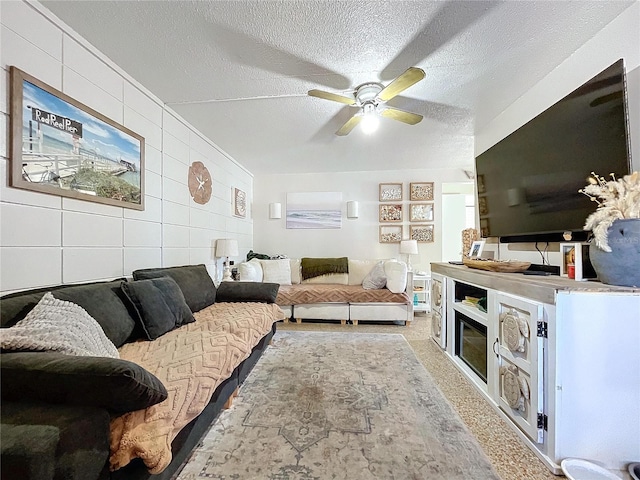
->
[176,332,500,480]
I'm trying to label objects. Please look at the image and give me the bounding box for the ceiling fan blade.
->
[380,107,423,125]
[308,89,356,105]
[336,115,363,136]
[377,67,426,102]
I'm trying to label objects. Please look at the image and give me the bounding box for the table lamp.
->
[216,239,239,282]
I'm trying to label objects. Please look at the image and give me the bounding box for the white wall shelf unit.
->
[409,272,431,315]
[432,262,640,476]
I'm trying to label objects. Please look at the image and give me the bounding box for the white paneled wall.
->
[0,1,253,293]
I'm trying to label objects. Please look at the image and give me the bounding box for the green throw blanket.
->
[301,257,349,281]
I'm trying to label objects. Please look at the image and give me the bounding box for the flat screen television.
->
[475,59,632,243]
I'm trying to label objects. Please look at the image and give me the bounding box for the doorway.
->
[441,182,475,262]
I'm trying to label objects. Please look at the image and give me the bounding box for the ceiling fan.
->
[308,67,426,136]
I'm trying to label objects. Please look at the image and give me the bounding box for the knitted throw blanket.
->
[109,302,285,474]
[301,257,348,280]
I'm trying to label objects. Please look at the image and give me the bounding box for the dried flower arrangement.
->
[580,171,640,251]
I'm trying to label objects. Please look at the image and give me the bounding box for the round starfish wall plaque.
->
[188,161,212,205]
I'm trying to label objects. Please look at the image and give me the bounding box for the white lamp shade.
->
[347,201,359,218]
[269,203,282,219]
[215,238,238,258]
[400,239,419,255]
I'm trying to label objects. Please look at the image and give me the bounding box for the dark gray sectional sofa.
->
[0,264,280,480]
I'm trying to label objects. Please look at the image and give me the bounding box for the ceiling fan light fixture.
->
[360,103,379,135]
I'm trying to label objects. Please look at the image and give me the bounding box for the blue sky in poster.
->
[22,80,141,168]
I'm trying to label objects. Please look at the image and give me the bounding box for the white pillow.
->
[384,260,408,293]
[362,262,387,290]
[238,259,262,282]
[260,259,292,285]
[290,258,301,284]
[348,259,380,285]
[0,292,119,358]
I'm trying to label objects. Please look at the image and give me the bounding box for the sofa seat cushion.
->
[0,293,119,358]
[121,277,195,340]
[109,301,284,474]
[1,352,168,413]
[276,284,411,306]
[1,401,110,480]
[132,264,216,313]
[0,279,136,348]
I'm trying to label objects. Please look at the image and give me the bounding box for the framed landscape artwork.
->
[9,66,145,210]
[410,182,434,201]
[379,225,402,243]
[286,192,342,229]
[410,203,434,222]
[411,224,434,243]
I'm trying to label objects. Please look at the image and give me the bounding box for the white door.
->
[494,292,545,443]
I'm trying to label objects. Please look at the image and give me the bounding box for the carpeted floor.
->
[177,330,500,480]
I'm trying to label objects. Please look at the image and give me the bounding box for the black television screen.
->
[475,59,632,243]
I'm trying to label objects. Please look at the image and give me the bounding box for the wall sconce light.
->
[269,203,282,219]
[347,201,359,218]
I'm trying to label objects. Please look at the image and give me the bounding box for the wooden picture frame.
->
[379,183,402,201]
[411,224,434,243]
[379,225,402,243]
[410,203,434,222]
[9,66,145,210]
[410,182,434,201]
[233,187,246,218]
[379,204,402,222]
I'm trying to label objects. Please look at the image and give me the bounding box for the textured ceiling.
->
[41,0,633,175]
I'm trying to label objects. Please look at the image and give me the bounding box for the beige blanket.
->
[277,284,411,306]
[109,302,285,473]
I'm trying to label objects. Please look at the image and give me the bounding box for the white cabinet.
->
[432,262,640,475]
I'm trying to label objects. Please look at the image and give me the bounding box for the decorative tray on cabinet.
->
[462,258,531,273]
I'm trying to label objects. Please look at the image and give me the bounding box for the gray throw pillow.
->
[362,261,387,289]
[0,293,119,358]
[121,277,195,341]
[132,264,216,312]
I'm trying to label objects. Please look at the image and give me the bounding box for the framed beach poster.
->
[9,67,145,210]
[286,192,342,229]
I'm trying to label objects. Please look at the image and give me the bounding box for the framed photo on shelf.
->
[410,224,434,243]
[410,203,434,222]
[379,225,402,243]
[469,240,486,259]
[560,242,597,281]
[410,182,434,201]
[379,183,403,201]
[379,204,402,222]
